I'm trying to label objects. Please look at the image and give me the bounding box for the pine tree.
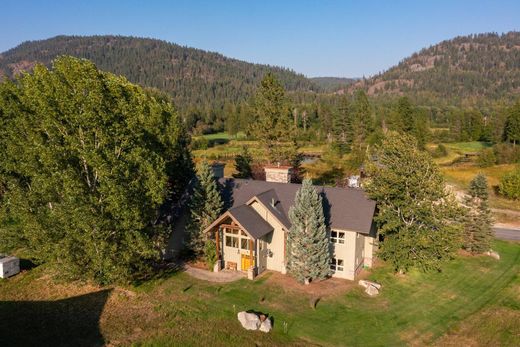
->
[396,96,415,133]
[463,174,493,253]
[232,146,253,179]
[187,161,224,256]
[249,73,292,163]
[504,100,520,145]
[365,132,463,273]
[331,96,351,153]
[286,179,331,285]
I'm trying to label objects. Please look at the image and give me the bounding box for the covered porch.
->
[204,205,273,279]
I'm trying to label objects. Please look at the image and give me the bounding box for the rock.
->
[259,317,272,333]
[359,280,382,290]
[237,311,261,330]
[365,284,380,296]
[487,250,500,260]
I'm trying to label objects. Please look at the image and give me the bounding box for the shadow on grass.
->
[0,289,112,347]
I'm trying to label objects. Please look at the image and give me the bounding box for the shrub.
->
[431,144,448,158]
[191,137,209,150]
[493,143,520,164]
[204,240,217,270]
[477,148,497,167]
[498,168,520,200]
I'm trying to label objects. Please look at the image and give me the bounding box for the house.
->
[203,164,378,281]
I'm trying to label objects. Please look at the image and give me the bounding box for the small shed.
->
[0,255,20,278]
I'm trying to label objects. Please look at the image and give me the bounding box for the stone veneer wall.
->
[264,167,292,183]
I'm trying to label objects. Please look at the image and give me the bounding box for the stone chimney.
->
[210,162,225,179]
[264,165,293,183]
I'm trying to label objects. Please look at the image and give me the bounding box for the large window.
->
[330,258,344,272]
[330,230,345,244]
[225,235,238,248]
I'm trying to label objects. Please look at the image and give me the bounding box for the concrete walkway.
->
[184,265,245,283]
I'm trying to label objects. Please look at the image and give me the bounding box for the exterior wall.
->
[249,200,286,273]
[264,167,292,183]
[330,230,358,280]
[363,234,376,267]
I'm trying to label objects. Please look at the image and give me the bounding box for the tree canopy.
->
[0,56,193,284]
[366,132,463,273]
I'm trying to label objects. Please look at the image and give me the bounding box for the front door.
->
[241,254,252,271]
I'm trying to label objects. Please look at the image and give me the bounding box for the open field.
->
[1,241,518,346]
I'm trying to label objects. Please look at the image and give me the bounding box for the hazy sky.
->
[1,0,519,77]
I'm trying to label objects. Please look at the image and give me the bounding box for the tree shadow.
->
[0,289,112,347]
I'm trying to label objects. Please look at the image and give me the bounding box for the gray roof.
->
[228,205,274,239]
[220,178,376,234]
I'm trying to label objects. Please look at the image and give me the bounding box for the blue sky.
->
[1,0,518,77]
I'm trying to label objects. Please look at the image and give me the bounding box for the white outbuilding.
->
[0,255,20,278]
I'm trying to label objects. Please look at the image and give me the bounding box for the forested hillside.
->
[349,32,520,106]
[0,35,317,112]
[309,77,357,92]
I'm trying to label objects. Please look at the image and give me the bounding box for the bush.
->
[431,144,449,158]
[191,136,209,150]
[493,143,520,164]
[204,240,217,270]
[498,168,520,200]
[477,148,497,167]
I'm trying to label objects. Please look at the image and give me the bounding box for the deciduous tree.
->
[365,132,463,273]
[0,57,193,284]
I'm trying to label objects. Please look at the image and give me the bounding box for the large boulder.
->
[237,311,261,331]
[359,280,382,290]
[365,284,380,296]
[259,316,272,333]
[485,250,500,260]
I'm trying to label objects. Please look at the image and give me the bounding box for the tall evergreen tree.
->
[232,146,253,179]
[187,161,224,256]
[332,96,351,153]
[463,174,493,253]
[286,179,331,285]
[366,132,463,273]
[396,96,415,133]
[249,73,293,163]
[504,100,520,145]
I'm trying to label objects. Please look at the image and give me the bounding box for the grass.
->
[444,141,492,153]
[440,163,520,212]
[1,241,518,346]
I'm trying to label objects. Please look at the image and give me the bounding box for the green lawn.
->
[1,241,518,346]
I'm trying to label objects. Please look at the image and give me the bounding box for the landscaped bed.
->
[0,240,518,346]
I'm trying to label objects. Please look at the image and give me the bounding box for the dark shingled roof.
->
[220,178,376,234]
[228,205,274,239]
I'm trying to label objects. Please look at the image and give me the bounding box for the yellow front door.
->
[241,254,253,271]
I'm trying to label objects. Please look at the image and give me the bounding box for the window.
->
[240,238,250,250]
[225,235,238,248]
[330,258,344,272]
[330,230,345,244]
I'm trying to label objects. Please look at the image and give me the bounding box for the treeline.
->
[0,35,318,118]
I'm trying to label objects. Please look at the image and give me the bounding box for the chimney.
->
[264,165,293,183]
[210,162,225,179]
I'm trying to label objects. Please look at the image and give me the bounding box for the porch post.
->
[249,239,253,267]
[214,227,222,272]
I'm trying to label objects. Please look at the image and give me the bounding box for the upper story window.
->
[330,230,345,244]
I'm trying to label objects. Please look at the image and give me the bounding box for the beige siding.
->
[249,201,286,273]
[364,234,376,267]
[330,230,357,280]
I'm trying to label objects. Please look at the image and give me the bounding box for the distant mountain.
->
[309,77,358,92]
[0,35,318,111]
[348,32,520,106]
